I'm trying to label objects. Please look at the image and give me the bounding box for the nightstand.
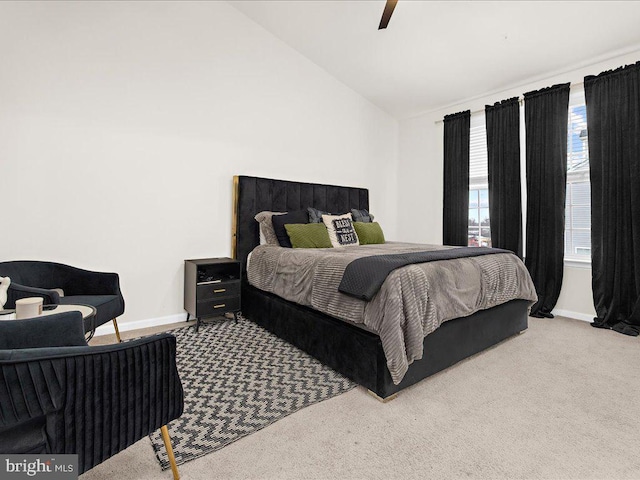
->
[184,257,241,332]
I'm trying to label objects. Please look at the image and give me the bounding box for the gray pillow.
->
[308,207,331,223]
[254,211,285,245]
[351,209,375,223]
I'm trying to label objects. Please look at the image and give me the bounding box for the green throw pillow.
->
[353,222,385,245]
[284,223,332,248]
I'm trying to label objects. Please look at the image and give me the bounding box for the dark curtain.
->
[523,83,571,318]
[486,98,522,257]
[443,110,471,246]
[585,61,640,336]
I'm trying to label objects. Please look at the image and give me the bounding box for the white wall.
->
[0,1,398,328]
[397,49,640,320]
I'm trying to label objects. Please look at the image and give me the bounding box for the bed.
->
[232,175,534,400]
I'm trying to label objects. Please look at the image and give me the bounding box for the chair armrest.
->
[0,311,87,350]
[0,333,175,362]
[5,283,60,308]
[0,334,183,473]
[59,265,122,297]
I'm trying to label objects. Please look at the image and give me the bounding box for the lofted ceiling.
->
[230,0,640,119]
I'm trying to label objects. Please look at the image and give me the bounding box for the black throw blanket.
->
[338,247,512,301]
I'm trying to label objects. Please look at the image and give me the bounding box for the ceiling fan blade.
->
[378,0,398,30]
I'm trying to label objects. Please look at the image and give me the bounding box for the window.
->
[468,114,492,247]
[463,91,589,257]
[565,90,591,260]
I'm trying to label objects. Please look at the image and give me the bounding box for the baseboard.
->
[553,309,594,323]
[93,312,188,336]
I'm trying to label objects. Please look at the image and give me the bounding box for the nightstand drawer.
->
[197,281,240,301]
[196,297,240,317]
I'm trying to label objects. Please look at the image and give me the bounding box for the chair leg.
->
[112,318,122,343]
[160,425,180,480]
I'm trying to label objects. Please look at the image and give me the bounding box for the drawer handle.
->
[213,289,226,293]
[213,304,226,309]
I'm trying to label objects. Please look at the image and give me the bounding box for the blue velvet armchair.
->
[0,261,125,341]
[0,311,183,479]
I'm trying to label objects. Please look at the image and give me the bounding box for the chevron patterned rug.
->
[148,316,356,470]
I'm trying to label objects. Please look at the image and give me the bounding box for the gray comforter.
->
[247,242,538,384]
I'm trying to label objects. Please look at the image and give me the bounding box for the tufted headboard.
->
[232,175,369,272]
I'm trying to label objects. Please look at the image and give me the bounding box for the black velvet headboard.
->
[232,176,369,271]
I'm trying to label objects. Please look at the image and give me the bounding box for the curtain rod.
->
[434,98,523,124]
[433,81,584,125]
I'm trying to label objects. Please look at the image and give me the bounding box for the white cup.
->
[15,297,44,319]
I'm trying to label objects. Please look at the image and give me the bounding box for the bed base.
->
[242,281,528,399]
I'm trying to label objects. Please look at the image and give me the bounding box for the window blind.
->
[469,114,488,186]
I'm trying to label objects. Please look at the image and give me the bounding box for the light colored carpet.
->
[84,316,640,480]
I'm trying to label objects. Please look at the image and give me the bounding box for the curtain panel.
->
[486,98,523,257]
[523,83,571,318]
[585,61,640,336]
[443,110,471,246]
